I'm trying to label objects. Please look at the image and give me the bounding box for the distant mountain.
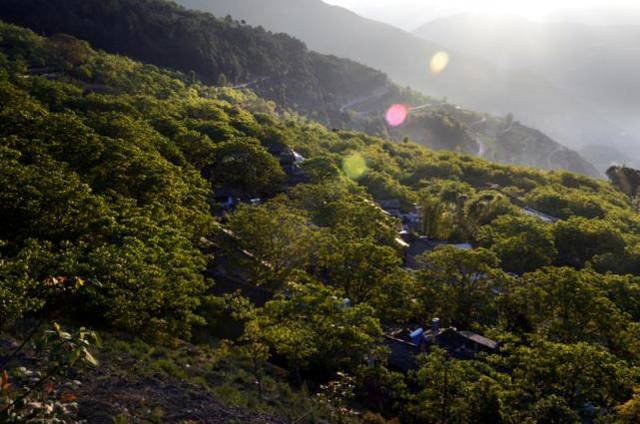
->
[0,0,598,176]
[176,0,503,105]
[399,104,600,176]
[175,1,600,176]
[414,13,640,162]
[580,145,640,175]
[321,0,444,31]
[176,0,636,160]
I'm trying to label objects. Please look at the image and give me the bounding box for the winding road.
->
[546,146,566,169]
[339,85,391,112]
[232,76,270,89]
[468,117,488,157]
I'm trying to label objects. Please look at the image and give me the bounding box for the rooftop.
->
[458,330,500,350]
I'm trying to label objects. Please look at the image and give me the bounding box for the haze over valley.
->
[181,0,640,172]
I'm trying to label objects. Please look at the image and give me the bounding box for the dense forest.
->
[0,0,600,177]
[0,0,416,130]
[1,20,640,423]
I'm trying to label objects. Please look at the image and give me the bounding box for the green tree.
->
[316,230,402,303]
[210,137,285,197]
[407,348,504,424]
[500,268,639,357]
[616,389,640,424]
[554,217,626,268]
[251,281,382,377]
[225,200,315,288]
[299,155,340,182]
[288,182,399,245]
[476,214,557,273]
[463,191,515,237]
[416,247,508,328]
[217,73,228,87]
[502,340,637,417]
[527,396,580,424]
[525,186,606,219]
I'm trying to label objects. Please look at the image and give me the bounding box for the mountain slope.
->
[176,0,631,163]
[0,0,418,130]
[176,0,503,102]
[402,104,601,176]
[0,0,598,176]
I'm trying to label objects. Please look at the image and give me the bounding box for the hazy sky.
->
[323,0,640,29]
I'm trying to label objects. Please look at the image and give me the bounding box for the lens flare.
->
[342,153,367,180]
[430,51,450,75]
[385,104,408,127]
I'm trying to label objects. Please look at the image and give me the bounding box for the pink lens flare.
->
[385,104,409,127]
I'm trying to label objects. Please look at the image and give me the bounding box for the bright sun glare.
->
[325,0,634,20]
[473,0,556,18]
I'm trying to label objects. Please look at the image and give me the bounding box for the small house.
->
[213,187,245,211]
[376,201,423,232]
[269,145,308,184]
[384,319,499,372]
[378,199,402,217]
[521,207,559,223]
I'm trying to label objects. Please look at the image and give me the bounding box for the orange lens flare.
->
[430,51,450,75]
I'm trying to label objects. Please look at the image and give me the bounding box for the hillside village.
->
[207,142,572,374]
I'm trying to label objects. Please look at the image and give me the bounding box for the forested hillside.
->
[0,0,599,177]
[1,22,640,423]
[0,0,418,130]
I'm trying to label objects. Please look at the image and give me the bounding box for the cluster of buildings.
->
[374,199,499,370]
[210,148,501,371]
[373,184,562,370]
[375,199,472,269]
